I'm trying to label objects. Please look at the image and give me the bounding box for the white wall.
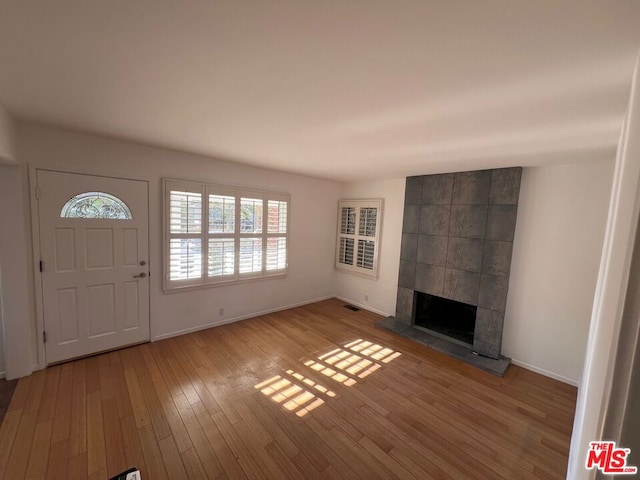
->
[503,159,615,385]
[6,121,340,377]
[0,105,16,164]
[0,106,17,376]
[0,165,35,378]
[334,179,405,315]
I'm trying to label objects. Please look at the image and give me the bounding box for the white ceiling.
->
[1,1,639,181]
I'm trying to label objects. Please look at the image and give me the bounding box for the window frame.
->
[163,178,290,292]
[335,199,383,279]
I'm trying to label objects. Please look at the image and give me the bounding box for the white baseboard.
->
[334,296,393,317]
[153,295,335,341]
[510,358,579,387]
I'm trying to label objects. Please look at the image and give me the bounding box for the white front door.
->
[36,170,150,364]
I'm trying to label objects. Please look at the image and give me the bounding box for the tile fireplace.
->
[394,168,521,359]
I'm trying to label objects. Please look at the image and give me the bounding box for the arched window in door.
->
[60,191,132,219]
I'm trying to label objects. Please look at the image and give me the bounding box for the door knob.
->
[133,272,147,278]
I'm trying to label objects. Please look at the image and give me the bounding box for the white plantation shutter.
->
[357,239,376,269]
[170,191,202,234]
[239,237,262,273]
[207,191,236,282]
[268,199,287,234]
[240,197,263,233]
[335,199,382,278]
[208,194,235,234]
[266,237,287,270]
[338,237,355,265]
[164,179,289,291]
[170,238,202,280]
[266,198,288,272]
[208,238,234,276]
[238,197,264,277]
[167,186,204,287]
[341,206,356,234]
[359,207,377,236]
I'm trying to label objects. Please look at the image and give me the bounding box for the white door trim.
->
[29,166,152,368]
[567,50,640,478]
[29,166,46,371]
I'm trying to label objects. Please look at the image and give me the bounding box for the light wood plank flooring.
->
[0,299,577,479]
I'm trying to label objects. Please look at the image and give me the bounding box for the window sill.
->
[163,270,288,294]
[334,265,378,280]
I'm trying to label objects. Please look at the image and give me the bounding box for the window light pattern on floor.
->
[308,339,401,385]
[254,370,336,417]
[344,339,402,363]
[255,339,401,417]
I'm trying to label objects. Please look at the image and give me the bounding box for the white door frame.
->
[567,51,640,478]
[29,166,151,368]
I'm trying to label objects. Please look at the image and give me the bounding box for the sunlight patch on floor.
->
[309,339,401,383]
[254,339,401,417]
[344,339,403,363]
[254,370,336,417]
[303,359,357,386]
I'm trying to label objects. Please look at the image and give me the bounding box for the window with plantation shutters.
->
[169,189,203,286]
[335,199,382,278]
[164,179,289,291]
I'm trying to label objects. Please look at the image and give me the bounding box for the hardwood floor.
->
[0,299,577,479]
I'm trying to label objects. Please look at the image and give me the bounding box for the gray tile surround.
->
[474,309,505,359]
[446,237,484,273]
[419,205,450,235]
[478,274,509,312]
[444,268,481,305]
[396,287,414,324]
[401,233,418,261]
[415,264,445,297]
[397,167,521,360]
[402,205,421,234]
[417,235,448,266]
[482,240,513,277]
[405,176,423,205]
[486,205,518,241]
[398,260,415,289]
[422,174,453,205]
[452,170,491,205]
[450,205,488,238]
[490,168,522,205]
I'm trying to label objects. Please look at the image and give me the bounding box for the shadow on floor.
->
[0,378,18,426]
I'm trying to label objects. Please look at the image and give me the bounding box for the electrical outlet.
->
[219,308,224,316]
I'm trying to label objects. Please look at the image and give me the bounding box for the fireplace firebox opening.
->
[413,291,477,346]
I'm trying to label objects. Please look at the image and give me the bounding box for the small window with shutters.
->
[164,179,289,291]
[335,199,382,279]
